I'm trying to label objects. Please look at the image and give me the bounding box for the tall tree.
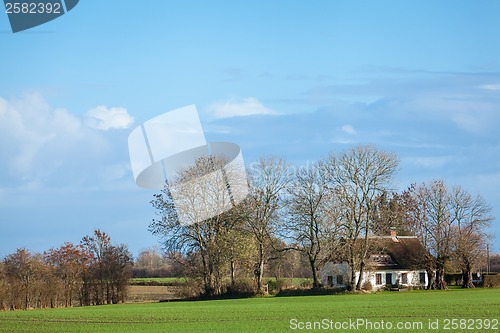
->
[150,156,244,296]
[104,244,133,303]
[450,186,493,288]
[80,230,132,305]
[80,229,111,305]
[243,156,290,293]
[3,249,37,310]
[0,262,5,310]
[372,192,414,236]
[411,180,454,289]
[45,242,88,307]
[325,145,399,290]
[424,181,451,289]
[135,247,167,271]
[408,181,494,289]
[283,160,336,288]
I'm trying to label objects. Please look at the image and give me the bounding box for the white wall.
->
[321,263,428,290]
[321,262,350,288]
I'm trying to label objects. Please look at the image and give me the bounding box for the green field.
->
[0,289,499,333]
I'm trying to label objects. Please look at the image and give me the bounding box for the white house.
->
[321,231,429,290]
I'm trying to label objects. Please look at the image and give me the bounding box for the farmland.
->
[0,288,499,333]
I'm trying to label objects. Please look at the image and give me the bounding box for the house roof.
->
[367,236,428,270]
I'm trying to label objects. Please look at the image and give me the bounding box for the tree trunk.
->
[356,261,365,291]
[200,251,214,296]
[426,270,435,290]
[308,255,320,289]
[425,256,436,290]
[436,269,447,289]
[462,261,475,288]
[356,224,369,291]
[349,258,356,291]
[230,259,236,292]
[256,242,265,293]
[435,259,447,290]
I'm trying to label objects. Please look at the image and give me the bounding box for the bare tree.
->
[150,156,245,296]
[2,249,37,310]
[325,145,399,290]
[1,249,56,310]
[242,156,290,293]
[105,244,133,303]
[0,232,130,310]
[135,247,167,271]
[408,181,494,289]
[450,186,493,288]
[45,243,88,307]
[372,192,415,236]
[414,180,454,289]
[80,230,132,305]
[0,262,5,310]
[133,246,172,278]
[282,160,336,288]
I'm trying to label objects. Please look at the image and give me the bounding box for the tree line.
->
[150,145,494,296]
[0,230,132,310]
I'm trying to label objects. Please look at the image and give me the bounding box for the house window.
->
[336,275,344,285]
[327,276,333,287]
[376,273,382,285]
[419,272,426,285]
[401,273,408,284]
[386,273,392,285]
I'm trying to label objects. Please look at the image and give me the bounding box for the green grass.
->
[0,289,499,332]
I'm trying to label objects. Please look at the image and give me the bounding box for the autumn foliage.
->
[0,230,132,310]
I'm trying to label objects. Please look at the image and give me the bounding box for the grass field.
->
[0,288,499,332]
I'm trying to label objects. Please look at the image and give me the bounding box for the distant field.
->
[127,285,179,303]
[126,277,312,300]
[128,277,311,286]
[1,288,499,333]
[129,277,187,285]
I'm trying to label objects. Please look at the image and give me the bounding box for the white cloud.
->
[0,94,85,176]
[341,124,356,135]
[0,93,131,188]
[480,84,500,91]
[85,106,134,130]
[206,97,278,119]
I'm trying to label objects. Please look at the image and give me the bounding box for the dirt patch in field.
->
[126,285,181,303]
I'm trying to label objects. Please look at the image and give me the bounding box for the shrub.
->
[445,273,463,286]
[226,277,256,295]
[266,278,294,294]
[361,281,373,291]
[175,279,203,299]
[266,279,279,294]
[277,278,292,291]
[483,274,500,288]
[300,279,313,289]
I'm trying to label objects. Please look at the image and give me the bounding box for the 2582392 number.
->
[5,2,61,14]
[443,319,498,330]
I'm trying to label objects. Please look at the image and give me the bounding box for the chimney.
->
[390,228,399,242]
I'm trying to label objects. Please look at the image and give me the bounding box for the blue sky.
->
[1,1,499,257]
